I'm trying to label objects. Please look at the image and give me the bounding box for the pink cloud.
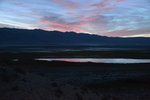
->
[63,2,78,10]
[91,0,110,9]
[101,28,150,37]
[40,19,84,33]
[82,0,126,15]
[51,0,79,10]
[65,12,76,15]
[78,15,98,21]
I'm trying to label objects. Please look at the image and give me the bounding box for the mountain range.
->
[0,28,150,46]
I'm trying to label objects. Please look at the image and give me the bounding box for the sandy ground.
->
[1,62,150,100]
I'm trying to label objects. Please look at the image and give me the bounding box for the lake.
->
[35,58,150,64]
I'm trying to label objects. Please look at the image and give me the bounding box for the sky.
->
[0,0,150,37]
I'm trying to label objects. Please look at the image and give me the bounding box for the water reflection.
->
[36,58,150,64]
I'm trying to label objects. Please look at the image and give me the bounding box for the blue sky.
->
[0,0,150,37]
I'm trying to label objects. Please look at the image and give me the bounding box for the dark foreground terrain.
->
[0,50,150,100]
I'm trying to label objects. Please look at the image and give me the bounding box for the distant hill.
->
[0,28,150,46]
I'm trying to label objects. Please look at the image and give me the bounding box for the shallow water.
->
[35,58,150,64]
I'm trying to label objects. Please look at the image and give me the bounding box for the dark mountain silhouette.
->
[0,28,150,46]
